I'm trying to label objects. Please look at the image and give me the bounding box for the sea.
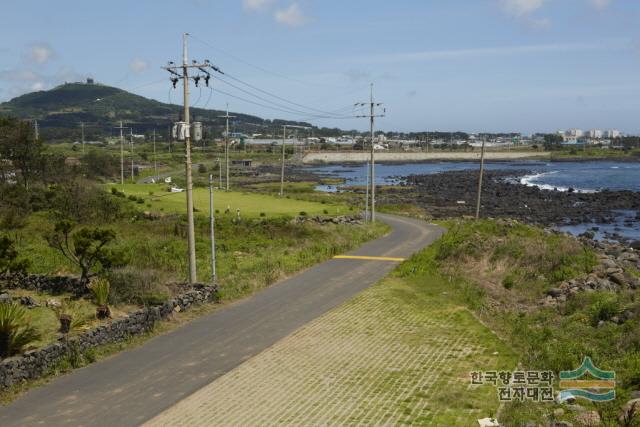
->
[309,160,640,241]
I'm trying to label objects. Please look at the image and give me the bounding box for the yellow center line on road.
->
[333,255,406,262]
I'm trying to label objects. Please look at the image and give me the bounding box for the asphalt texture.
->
[0,214,444,427]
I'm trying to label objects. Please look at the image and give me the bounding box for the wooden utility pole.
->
[219,105,235,192]
[153,129,157,180]
[115,121,128,186]
[130,129,135,182]
[280,125,287,197]
[209,174,217,283]
[81,122,85,154]
[280,124,310,198]
[365,160,370,223]
[475,138,486,219]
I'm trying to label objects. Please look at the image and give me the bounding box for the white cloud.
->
[499,0,545,17]
[590,0,612,11]
[274,3,306,27]
[358,40,629,64]
[30,81,46,91]
[25,42,55,64]
[243,0,274,12]
[130,58,149,73]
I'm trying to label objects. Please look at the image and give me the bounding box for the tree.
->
[47,220,118,286]
[543,134,564,151]
[0,117,45,189]
[0,236,30,274]
[82,149,119,180]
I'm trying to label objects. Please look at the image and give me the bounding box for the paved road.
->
[0,214,444,427]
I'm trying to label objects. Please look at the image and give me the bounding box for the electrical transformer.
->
[192,122,203,142]
[174,122,190,141]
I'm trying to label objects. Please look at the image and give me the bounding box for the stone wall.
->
[302,151,551,164]
[0,284,219,389]
[295,215,363,225]
[0,273,85,297]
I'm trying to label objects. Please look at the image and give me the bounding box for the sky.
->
[1,0,639,134]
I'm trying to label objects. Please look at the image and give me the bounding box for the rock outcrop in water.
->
[381,170,640,227]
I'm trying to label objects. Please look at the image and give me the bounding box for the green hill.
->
[0,81,320,140]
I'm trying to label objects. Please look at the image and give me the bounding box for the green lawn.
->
[116,183,348,218]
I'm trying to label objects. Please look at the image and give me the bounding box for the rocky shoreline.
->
[377,170,640,233]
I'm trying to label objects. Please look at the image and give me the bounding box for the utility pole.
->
[130,129,135,182]
[163,33,215,284]
[115,121,128,186]
[34,120,39,140]
[355,83,385,222]
[81,122,85,154]
[365,160,370,223]
[280,125,287,198]
[219,104,235,192]
[280,124,310,197]
[475,138,486,220]
[209,173,217,283]
[217,158,222,188]
[153,129,157,180]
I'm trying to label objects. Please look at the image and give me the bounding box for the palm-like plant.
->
[0,303,40,358]
[52,299,87,334]
[89,278,111,319]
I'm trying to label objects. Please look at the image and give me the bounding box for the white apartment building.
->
[587,129,603,139]
[605,129,621,139]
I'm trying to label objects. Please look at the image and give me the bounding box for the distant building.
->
[566,128,583,138]
[605,129,621,139]
[231,159,252,168]
[86,78,94,84]
[587,129,603,139]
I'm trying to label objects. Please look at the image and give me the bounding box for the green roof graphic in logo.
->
[559,357,615,402]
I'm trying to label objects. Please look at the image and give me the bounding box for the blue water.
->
[309,160,640,241]
[310,161,640,193]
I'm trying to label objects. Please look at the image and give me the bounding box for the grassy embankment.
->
[8,185,387,341]
[2,187,387,402]
[398,218,640,424]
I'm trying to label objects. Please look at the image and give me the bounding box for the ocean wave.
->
[520,171,596,193]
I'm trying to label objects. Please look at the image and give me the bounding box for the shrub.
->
[106,267,171,306]
[299,211,308,217]
[588,293,620,327]
[89,278,111,319]
[0,303,40,358]
[47,220,120,285]
[502,275,516,289]
[260,212,266,217]
[0,235,30,274]
[323,209,329,215]
[128,195,137,202]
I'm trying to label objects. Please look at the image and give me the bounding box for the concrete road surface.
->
[0,214,444,426]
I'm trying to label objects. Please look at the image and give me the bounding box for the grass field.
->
[116,183,348,218]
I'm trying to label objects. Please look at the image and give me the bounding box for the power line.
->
[220,72,353,118]
[212,86,353,120]
[190,34,351,90]
[215,75,350,119]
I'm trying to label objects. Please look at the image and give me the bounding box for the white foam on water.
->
[519,171,596,193]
